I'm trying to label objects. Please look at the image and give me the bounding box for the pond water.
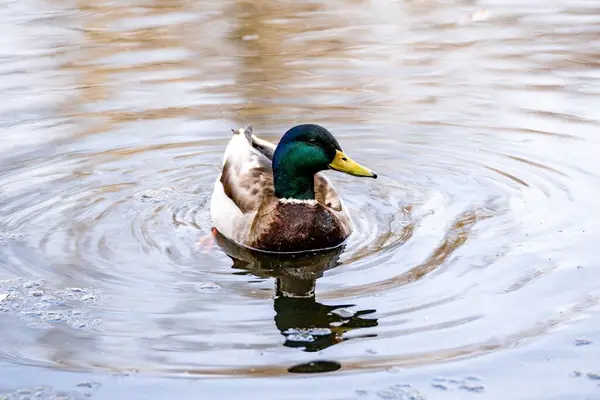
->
[1,0,600,399]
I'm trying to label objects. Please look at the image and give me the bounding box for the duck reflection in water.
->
[213,230,378,352]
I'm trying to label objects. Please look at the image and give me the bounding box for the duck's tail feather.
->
[231,125,253,143]
[230,124,275,160]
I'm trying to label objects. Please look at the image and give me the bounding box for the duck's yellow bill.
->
[329,150,377,179]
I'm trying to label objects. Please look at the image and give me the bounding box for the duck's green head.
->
[272,124,376,200]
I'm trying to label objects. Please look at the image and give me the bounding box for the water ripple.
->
[1,1,600,398]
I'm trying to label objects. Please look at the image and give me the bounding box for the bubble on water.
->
[75,381,101,390]
[72,320,89,329]
[0,232,25,245]
[587,372,600,380]
[283,327,332,341]
[44,310,65,322]
[330,308,355,318]
[195,282,221,293]
[0,279,101,330]
[286,332,315,343]
[0,385,90,400]
[460,384,485,393]
[432,377,485,393]
[7,232,25,241]
[24,280,42,289]
[307,327,332,336]
[372,384,425,400]
[0,232,26,246]
[574,338,593,346]
[80,294,98,302]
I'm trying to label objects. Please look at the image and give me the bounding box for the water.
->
[1,0,600,398]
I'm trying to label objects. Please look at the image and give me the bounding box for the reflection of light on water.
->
[0,0,600,398]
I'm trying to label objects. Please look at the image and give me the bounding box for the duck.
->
[210,124,377,253]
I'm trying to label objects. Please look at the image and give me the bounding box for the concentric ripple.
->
[2,1,600,398]
[1,119,599,377]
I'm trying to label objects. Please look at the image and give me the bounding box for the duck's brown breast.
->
[249,201,349,252]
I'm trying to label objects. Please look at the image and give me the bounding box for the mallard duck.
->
[210,124,377,253]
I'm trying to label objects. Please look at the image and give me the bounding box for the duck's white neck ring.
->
[278,198,318,206]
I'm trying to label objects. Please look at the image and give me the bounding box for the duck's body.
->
[210,124,376,253]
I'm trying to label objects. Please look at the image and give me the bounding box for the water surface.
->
[1,0,600,398]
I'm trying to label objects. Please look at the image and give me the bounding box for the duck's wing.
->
[315,173,344,211]
[248,130,276,161]
[211,126,277,243]
[314,172,352,236]
[217,126,275,214]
